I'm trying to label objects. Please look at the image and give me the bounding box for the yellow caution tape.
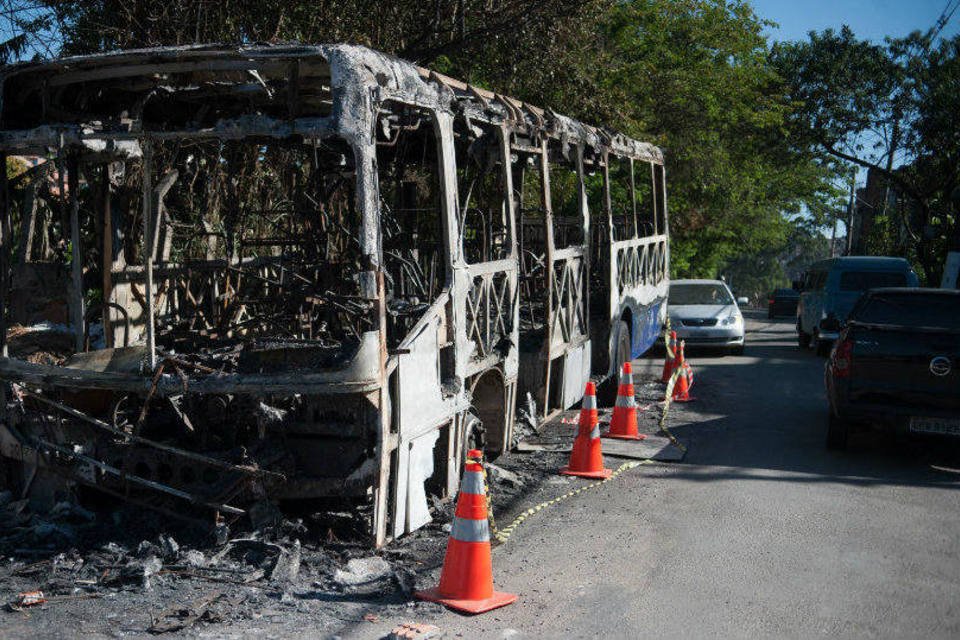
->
[658,367,688,453]
[473,342,690,545]
[482,459,651,545]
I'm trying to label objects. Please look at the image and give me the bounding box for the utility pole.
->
[845,169,857,255]
[830,211,839,257]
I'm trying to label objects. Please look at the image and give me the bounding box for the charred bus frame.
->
[0,44,668,546]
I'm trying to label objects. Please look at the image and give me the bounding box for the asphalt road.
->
[356,312,960,639]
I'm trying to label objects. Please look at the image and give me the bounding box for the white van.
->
[797,256,919,355]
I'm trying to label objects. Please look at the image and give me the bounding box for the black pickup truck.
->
[824,288,960,449]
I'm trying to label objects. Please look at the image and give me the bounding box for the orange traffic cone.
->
[415,449,517,614]
[679,341,694,387]
[606,362,646,440]
[661,330,678,382]
[561,382,613,479]
[672,342,694,403]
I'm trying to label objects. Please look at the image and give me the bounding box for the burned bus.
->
[0,44,668,546]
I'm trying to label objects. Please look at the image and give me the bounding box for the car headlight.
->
[721,313,742,326]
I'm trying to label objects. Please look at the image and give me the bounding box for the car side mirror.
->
[736,297,749,306]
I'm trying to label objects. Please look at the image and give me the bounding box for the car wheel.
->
[826,412,849,450]
[798,329,811,349]
[599,320,631,405]
[730,344,745,356]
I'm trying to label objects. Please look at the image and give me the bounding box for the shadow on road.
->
[660,315,960,491]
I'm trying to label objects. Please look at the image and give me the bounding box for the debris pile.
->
[0,498,423,635]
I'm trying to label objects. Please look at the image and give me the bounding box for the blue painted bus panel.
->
[631,299,664,359]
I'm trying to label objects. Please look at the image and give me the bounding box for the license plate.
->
[909,417,960,436]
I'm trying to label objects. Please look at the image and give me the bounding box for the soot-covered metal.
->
[0,44,668,547]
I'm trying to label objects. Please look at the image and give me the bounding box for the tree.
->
[720,217,830,302]
[590,1,842,276]
[38,0,596,65]
[0,2,59,62]
[772,27,960,283]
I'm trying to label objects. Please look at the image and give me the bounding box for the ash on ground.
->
[0,372,672,639]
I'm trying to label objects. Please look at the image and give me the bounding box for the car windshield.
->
[839,270,907,292]
[853,293,960,330]
[670,283,733,305]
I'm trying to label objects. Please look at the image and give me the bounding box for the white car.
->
[667,279,745,355]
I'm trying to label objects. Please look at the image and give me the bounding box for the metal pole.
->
[101,165,114,348]
[830,212,838,257]
[141,142,157,369]
[68,155,84,352]
[0,152,8,357]
[845,169,856,255]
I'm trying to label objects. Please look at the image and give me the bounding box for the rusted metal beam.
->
[0,152,8,356]
[67,154,85,353]
[540,139,555,419]
[101,165,114,347]
[15,171,44,265]
[141,142,157,369]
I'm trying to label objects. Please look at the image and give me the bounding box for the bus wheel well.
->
[468,368,508,459]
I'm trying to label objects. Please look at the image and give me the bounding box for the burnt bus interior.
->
[512,135,590,417]
[3,149,379,524]
[454,118,511,266]
[0,45,666,545]
[0,49,385,529]
[377,101,448,349]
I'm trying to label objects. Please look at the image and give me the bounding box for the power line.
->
[930,0,960,43]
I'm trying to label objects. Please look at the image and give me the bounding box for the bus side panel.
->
[631,298,666,359]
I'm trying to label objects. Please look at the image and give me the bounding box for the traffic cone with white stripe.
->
[561,382,613,479]
[606,362,646,440]
[415,449,517,614]
[672,341,694,403]
[661,330,678,383]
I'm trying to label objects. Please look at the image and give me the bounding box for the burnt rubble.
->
[0,373,674,636]
[0,496,416,634]
[0,449,534,635]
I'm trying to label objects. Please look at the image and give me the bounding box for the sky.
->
[749,0,960,238]
[750,0,960,43]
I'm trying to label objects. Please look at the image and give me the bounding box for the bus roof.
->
[0,43,663,164]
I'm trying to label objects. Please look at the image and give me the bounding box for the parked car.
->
[667,279,744,355]
[798,256,918,356]
[824,288,960,450]
[767,288,799,318]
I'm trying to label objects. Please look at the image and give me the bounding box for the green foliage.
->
[721,219,830,300]
[589,1,841,276]
[6,156,28,179]
[772,27,960,284]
